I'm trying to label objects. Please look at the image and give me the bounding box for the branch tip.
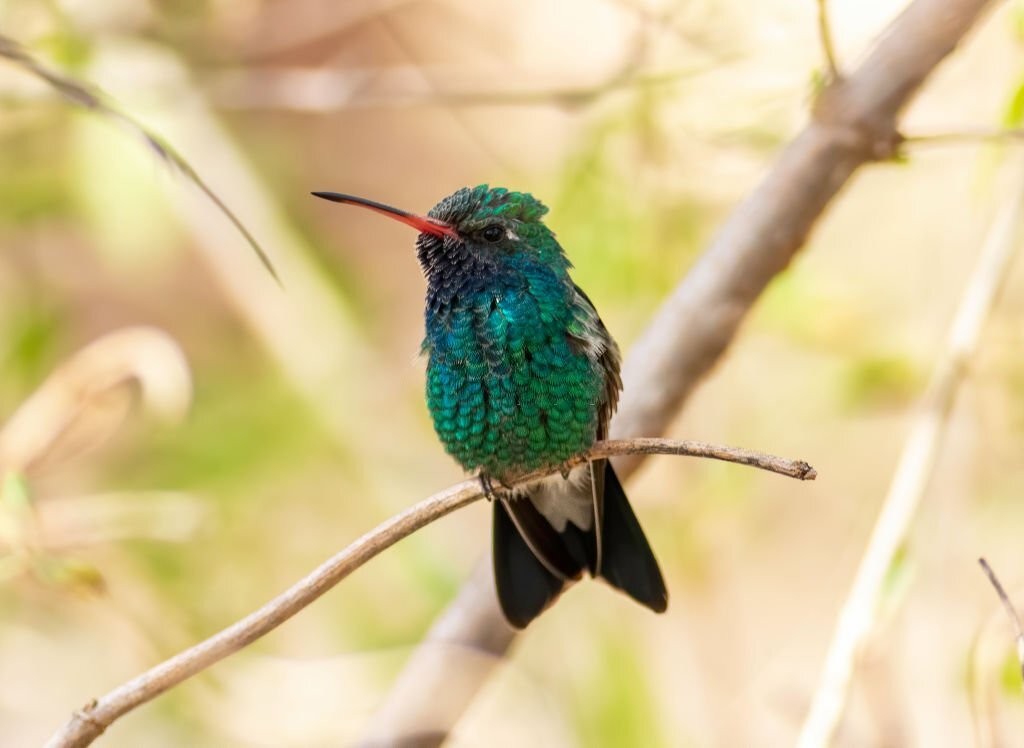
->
[978,557,1024,686]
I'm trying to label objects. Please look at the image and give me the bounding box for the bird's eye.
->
[481,224,504,243]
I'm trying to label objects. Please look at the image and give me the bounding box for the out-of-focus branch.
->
[0,327,191,474]
[238,0,416,60]
[978,558,1024,689]
[44,438,813,748]
[366,0,999,744]
[903,128,1024,146]
[816,0,841,81]
[209,64,712,112]
[797,158,1024,748]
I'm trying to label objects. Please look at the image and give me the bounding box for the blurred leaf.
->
[999,648,1024,695]
[756,269,865,348]
[33,554,106,593]
[0,298,66,390]
[1,471,31,511]
[112,371,324,491]
[1002,80,1024,129]
[1013,0,1024,44]
[553,117,702,309]
[809,67,827,100]
[879,543,914,622]
[0,471,31,550]
[572,633,670,748]
[69,116,182,268]
[35,30,93,70]
[0,155,72,225]
[842,354,921,410]
[129,542,188,588]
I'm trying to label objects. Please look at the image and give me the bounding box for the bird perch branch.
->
[44,438,814,748]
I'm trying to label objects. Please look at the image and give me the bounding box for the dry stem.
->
[797,159,1024,747]
[45,438,813,748]
[978,558,1024,689]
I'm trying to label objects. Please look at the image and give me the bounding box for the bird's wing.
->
[566,283,623,575]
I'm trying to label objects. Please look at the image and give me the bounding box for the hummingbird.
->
[313,185,667,628]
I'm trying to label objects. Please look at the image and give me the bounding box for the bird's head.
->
[312,185,567,281]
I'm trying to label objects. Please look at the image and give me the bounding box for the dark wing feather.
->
[568,283,623,436]
[502,497,586,581]
[567,284,623,576]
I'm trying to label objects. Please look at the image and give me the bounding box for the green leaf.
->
[34,556,106,593]
[1002,80,1024,129]
[999,648,1024,695]
[1,472,31,511]
[843,354,921,410]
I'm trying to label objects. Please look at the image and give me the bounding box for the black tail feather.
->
[597,463,668,613]
[491,462,667,628]
[503,497,586,581]
[492,500,565,628]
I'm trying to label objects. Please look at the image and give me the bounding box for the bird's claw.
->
[479,472,499,502]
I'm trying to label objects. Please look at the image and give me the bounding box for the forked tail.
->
[492,461,667,628]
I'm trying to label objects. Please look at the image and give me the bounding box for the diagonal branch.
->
[797,157,1024,748]
[365,0,1000,744]
[44,438,814,748]
[903,127,1024,146]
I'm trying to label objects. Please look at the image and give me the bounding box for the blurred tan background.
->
[2,0,1024,745]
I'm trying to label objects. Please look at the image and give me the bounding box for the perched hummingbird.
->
[313,185,667,627]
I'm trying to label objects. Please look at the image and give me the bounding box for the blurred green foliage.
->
[842,354,922,411]
[571,633,672,748]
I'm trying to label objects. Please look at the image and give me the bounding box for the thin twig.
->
[816,0,841,81]
[209,65,712,112]
[978,558,1024,689]
[903,128,1024,146]
[44,438,813,748]
[797,159,1024,748]
[0,34,279,283]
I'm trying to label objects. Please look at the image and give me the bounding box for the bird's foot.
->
[479,472,501,502]
[557,460,575,480]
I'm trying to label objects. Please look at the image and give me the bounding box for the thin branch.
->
[209,64,713,112]
[978,558,1024,690]
[367,1,1001,742]
[816,0,841,81]
[903,128,1024,146]
[797,159,1024,748]
[44,438,813,748]
[0,34,280,283]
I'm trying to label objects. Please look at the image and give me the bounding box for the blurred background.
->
[2,0,1024,745]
